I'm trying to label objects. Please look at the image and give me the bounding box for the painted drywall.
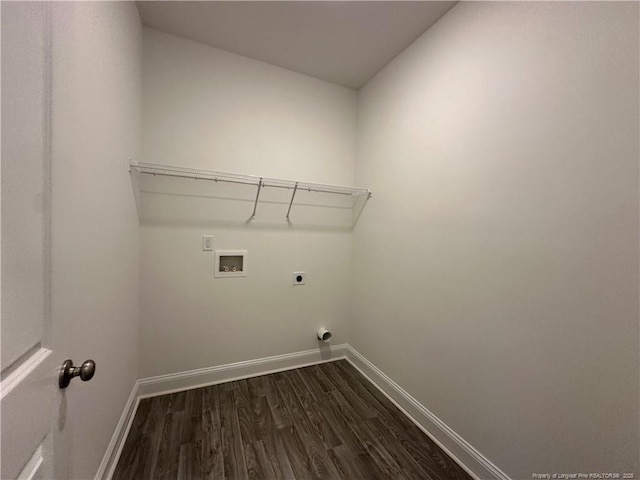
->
[352,2,639,478]
[139,28,357,377]
[49,3,141,478]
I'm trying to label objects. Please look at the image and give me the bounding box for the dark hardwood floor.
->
[113,360,472,480]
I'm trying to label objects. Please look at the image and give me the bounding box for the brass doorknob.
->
[59,359,95,389]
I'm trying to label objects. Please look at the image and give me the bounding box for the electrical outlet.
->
[202,235,213,251]
[293,272,305,285]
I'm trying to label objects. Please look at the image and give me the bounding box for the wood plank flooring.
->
[113,360,472,480]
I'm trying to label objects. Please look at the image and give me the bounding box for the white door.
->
[1,3,68,478]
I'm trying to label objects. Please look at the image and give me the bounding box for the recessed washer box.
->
[214,250,247,278]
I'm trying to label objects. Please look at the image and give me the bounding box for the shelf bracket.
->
[286,182,299,219]
[251,178,263,218]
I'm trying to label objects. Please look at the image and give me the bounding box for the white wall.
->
[50,3,141,478]
[139,28,357,377]
[353,2,639,478]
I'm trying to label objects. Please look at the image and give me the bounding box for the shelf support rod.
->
[251,178,263,218]
[286,182,299,219]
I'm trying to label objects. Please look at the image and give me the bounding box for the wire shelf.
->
[129,161,371,224]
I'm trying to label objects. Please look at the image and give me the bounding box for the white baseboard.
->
[96,343,508,480]
[94,380,140,480]
[345,345,510,480]
[137,343,348,398]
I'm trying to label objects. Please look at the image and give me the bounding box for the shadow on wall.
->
[318,341,333,361]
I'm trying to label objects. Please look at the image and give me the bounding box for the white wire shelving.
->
[129,161,372,225]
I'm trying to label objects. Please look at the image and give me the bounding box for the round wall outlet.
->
[292,271,306,285]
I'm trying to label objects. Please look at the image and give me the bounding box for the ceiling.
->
[136,1,456,89]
